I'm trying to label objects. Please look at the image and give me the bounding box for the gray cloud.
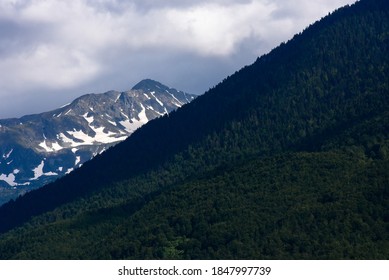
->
[0,0,356,118]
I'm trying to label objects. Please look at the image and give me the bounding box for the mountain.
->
[0,79,195,205]
[0,0,388,259]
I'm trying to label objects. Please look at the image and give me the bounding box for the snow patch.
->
[39,140,64,152]
[119,104,149,133]
[0,172,30,187]
[83,113,94,124]
[31,161,44,180]
[120,112,128,119]
[66,126,127,146]
[138,104,149,123]
[146,105,164,116]
[168,92,184,107]
[0,173,17,187]
[107,120,117,126]
[31,160,58,180]
[150,91,164,106]
[172,101,182,107]
[75,156,81,166]
[51,142,63,151]
[66,129,95,145]
[65,168,74,174]
[114,93,121,103]
[3,149,13,159]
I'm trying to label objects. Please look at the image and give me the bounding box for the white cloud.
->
[160,2,275,56]
[0,0,356,118]
[0,44,100,89]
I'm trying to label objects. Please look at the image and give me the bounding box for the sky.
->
[0,0,356,119]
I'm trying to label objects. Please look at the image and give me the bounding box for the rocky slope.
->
[0,79,195,204]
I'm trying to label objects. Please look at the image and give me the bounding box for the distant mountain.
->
[0,0,387,259]
[0,79,195,204]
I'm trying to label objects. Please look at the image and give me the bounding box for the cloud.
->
[0,0,356,118]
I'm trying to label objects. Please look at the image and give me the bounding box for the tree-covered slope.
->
[0,0,387,259]
[1,149,387,259]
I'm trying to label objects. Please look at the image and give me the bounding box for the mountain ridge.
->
[0,79,196,205]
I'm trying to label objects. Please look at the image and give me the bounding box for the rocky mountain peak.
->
[0,80,196,205]
[132,79,170,92]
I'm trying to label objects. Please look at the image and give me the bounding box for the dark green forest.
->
[0,0,387,259]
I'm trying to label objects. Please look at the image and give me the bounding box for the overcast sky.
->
[0,0,356,118]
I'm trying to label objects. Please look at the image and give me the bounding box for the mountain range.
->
[0,0,387,259]
[0,79,195,205]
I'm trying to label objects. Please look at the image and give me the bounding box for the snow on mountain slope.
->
[0,79,196,205]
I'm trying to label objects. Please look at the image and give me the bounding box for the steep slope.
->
[1,149,386,259]
[0,0,387,259]
[0,79,195,204]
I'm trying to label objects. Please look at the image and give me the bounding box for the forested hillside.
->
[0,0,387,259]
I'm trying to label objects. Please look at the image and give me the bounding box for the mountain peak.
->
[131,79,169,92]
[0,79,196,205]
